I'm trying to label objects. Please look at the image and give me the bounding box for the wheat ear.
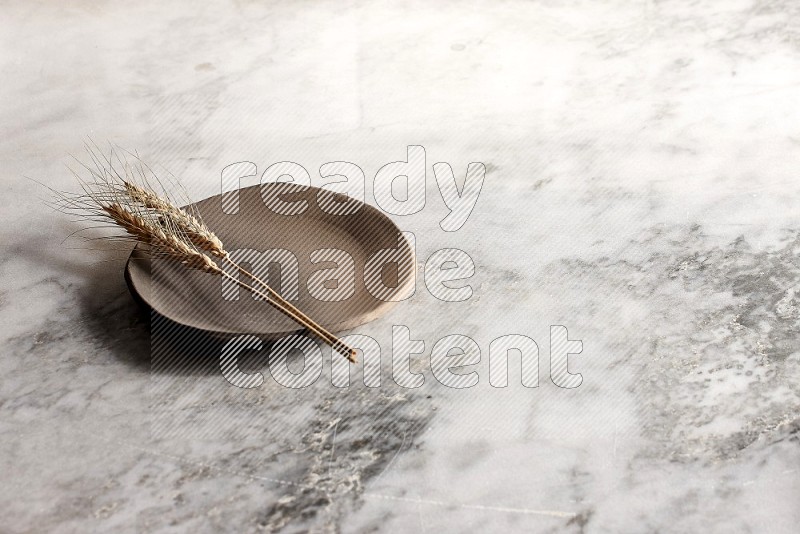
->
[102,202,221,273]
[123,181,225,256]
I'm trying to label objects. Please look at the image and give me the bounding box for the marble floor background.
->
[1,1,798,532]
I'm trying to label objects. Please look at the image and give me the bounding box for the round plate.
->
[125,183,415,338]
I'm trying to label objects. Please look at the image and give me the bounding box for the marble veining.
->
[1,0,799,532]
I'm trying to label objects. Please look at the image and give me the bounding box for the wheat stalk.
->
[121,180,359,360]
[121,180,357,362]
[59,146,357,363]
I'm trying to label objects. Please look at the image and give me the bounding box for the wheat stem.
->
[218,255,357,361]
[219,269,357,362]
[109,172,357,361]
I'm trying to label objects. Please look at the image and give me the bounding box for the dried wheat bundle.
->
[55,144,357,363]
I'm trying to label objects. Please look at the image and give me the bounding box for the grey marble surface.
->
[1,1,799,532]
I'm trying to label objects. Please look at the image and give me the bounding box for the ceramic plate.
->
[125,183,415,338]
